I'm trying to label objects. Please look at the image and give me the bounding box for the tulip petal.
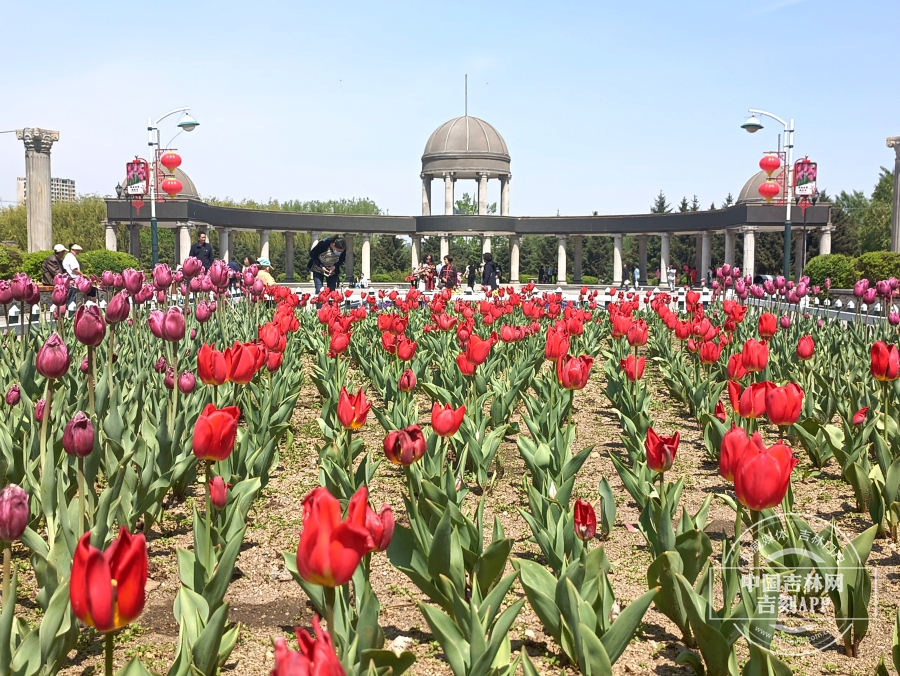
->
[85,548,115,632]
[110,531,147,628]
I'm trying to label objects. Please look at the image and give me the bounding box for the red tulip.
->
[758,312,778,340]
[719,424,749,482]
[738,381,772,419]
[259,322,287,353]
[645,426,679,473]
[466,334,493,365]
[435,313,458,332]
[620,355,645,381]
[398,369,416,393]
[626,319,648,347]
[329,331,351,357]
[266,350,284,372]
[296,487,371,587]
[193,404,240,461]
[210,476,230,509]
[63,412,94,457]
[573,499,597,540]
[556,354,593,390]
[699,340,723,365]
[337,387,371,430]
[766,382,804,427]
[396,336,417,361]
[73,305,107,347]
[270,616,345,676]
[381,331,397,355]
[674,321,691,341]
[727,353,748,381]
[363,504,394,553]
[197,344,228,386]
[226,341,265,384]
[871,341,900,382]
[456,353,476,377]
[714,400,727,423]
[796,335,815,361]
[36,332,71,379]
[853,406,869,425]
[733,433,797,511]
[611,314,633,339]
[544,325,570,361]
[70,526,147,632]
[431,402,466,437]
[383,425,427,465]
[741,339,769,373]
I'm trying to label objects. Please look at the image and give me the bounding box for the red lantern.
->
[161,177,183,199]
[759,154,781,177]
[758,179,780,203]
[160,151,182,175]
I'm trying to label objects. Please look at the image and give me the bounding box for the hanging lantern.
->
[758,179,780,203]
[161,177,183,199]
[759,154,781,177]
[160,151,182,175]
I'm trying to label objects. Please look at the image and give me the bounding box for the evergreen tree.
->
[371,235,410,275]
[651,191,672,214]
[677,197,690,213]
[721,193,735,208]
[455,193,496,215]
[690,195,701,212]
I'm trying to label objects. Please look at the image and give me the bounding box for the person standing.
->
[439,255,458,290]
[307,236,346,293]
[667,264,676,291]
[466,262,478,291]
[633,266,640,287]
[42,244,67,285]
[188,231,214,271]
[481,252,500,290]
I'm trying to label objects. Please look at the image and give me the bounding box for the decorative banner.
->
[794,159,818,197]
[126,159,150,196]
[132,199,145,214]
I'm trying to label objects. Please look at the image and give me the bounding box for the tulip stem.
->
[205,462,213,558]
[107,325,115,404]
[1,541,10,608]
[39,378,52,485]
[87,346,95,421]
[883,383,890,448]
[734,502,743,544]
[78,456,86,540]
[324,585,336,636]
[105,631,114,676]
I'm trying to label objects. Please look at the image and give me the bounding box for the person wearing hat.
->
[63,244,84,280]
[256,258,276,287]
[42,244,67,285]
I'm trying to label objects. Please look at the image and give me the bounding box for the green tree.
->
[371,235,410,275]
[677,197,690,213]
[455,192,497,215]
[690,195,701,212]
[720,193,735,208]
[651,191,672,214]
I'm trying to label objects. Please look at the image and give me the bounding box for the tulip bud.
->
[63,412,95,457]
[101,271,116,288]
[0,484,29,541]
[164,367,175,390]
[36,333,71,379]
[398,369,417,393]
[76,275,93,295]
[80,356,89,374]
[548,481,558,500]
[51,285,68,306]
[5,385,20,406]
[0,281,12,305]
[182,256,203,277]
[154,357,168,374]
[190,328,198,340]
[210,476,229,509]
[194,301,212,323]
[34,399,45,422]
[178,371,196,394]
[105,290,131,324]
[152,264,174,291]
[73,304,107,347]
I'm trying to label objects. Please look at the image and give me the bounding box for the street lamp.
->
[741,108,794,278]
[147,107,199,265]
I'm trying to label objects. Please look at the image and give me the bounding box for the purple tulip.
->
[135,285,154,304]
[796,282,808,297]
[105,290,131,324]
[787,291,800,304]
[80,356,89,374]
[891,277,899,291]
[182,256,203,277]
[51,285,68,306]
[890,312,900,326]
[122,268,145,295]
[188,277,202,293]
[877,280,892,297]
[75,276,93,295]
[711,280,719,290]
[162,307,186,341]
[5,385,20,406]
[73,305,106,347]
[174,270,184,284]
[780,315,791,329]
[195,301,212,323]
[825,277,831,290]
[863,288,877,305]
[155,291,167,304]
[190,328,197,340]
[24,282,40,305]
[750,284,765,299]
[113,273,124,289]
[178,370,196,394]
[63,412,95,457]
[164,367,175,390]
[854,279,869,298]
[34,400,45,422]
[36,333,71,379]
[180,284,188,296]
[242,271,256,287]
[9,273,30,302]
[208,260,230,289]
[148,310,165,339]
[0,484,29,542]
[817,319,824,328]
[152,264,174,291]
[738,288,749,301]
[251,279,265,296]
[715,267,723,279]
[101,271,116,288]
[722,264,731,277]
[812,285,821,295]
[763,280,776,295]
[200,277,214,293]
[154,357,168,373]
[774,275,786,290]
[0,281,12,305]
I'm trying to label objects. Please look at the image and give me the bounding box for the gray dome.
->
[737,168,785,204]
[421,116,511,180]
[122,166,200,200]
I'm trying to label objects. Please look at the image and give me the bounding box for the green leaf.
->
[418,602,468,676]
[192,602,229,676]
[600,587,657,664]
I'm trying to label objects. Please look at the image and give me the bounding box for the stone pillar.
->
[478,173,489,215]
[104,221,117,251]
[285,232,295,282]
[440,235,449,259]
[16,128,59,252]
[344,233,355,283]
[887,137,900,252]
[742,226,757,281]
[819,223,834,256]
[130,223,142,259]
[443,173,455,215]
[500,175,511,216]
[638,235,648,285]
[174,227,181,264]
[361,234,372,280]
[557,236,567,285]
[509,235,520,283]
[421,174,432,216]
[482,236,492,255]
[701,231,712,277]
[613,234,623,285]
[694,234,702,274]
[659,233,670,287]
[221,228,231,263]
[178,225,191,265]
[573,235,583,284]
[724,229,736,267]
[259,230,270,260]
[411,235,422,271]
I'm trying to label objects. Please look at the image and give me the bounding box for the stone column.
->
[221,228,232,263]
[613,234,623,285]
[500,175,511,216]
[16,128,59,252]
[440,235,449,259]
[573,235,583,284]
[411,235,422,271]
[819,223,834,256]
[724,229,736,266]
[361,234,372,280]
[659,233,670,287]
[130,223,142,259]
[701,231,712,276]
[421,174,432,216]
[284,232,295,282]
[481,235,491,255]
[104,221,117,251]
[887,137,900,252]
[344,233,355,283]
[259,230,270,260]
[638,235,648,284]
[742,226,757,281]
[478,173,489,215]
[556,236,567,285]
[443,173,455,215]
[694,234,702,273]
[174,227,181,263]
[178,225,191,265]
[509,235,520,283]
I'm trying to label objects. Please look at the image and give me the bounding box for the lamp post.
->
[741,109,794,279]
[147,108,199,265]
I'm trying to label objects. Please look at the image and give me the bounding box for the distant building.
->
[16,176,76,205]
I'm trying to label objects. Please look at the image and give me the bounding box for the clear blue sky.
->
[1,0,897,217]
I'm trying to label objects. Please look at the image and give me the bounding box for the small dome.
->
[122,166,200,200]
[421,116,511,180]
[737,168,786,204]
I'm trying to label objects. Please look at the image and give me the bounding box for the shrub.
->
[276,272,286,283]
[79,250,140,276]
[0,245,22,279]
[804,254,857,290]
[21,250,54,280]
[854,251,900,283]
[371,272,395,283]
